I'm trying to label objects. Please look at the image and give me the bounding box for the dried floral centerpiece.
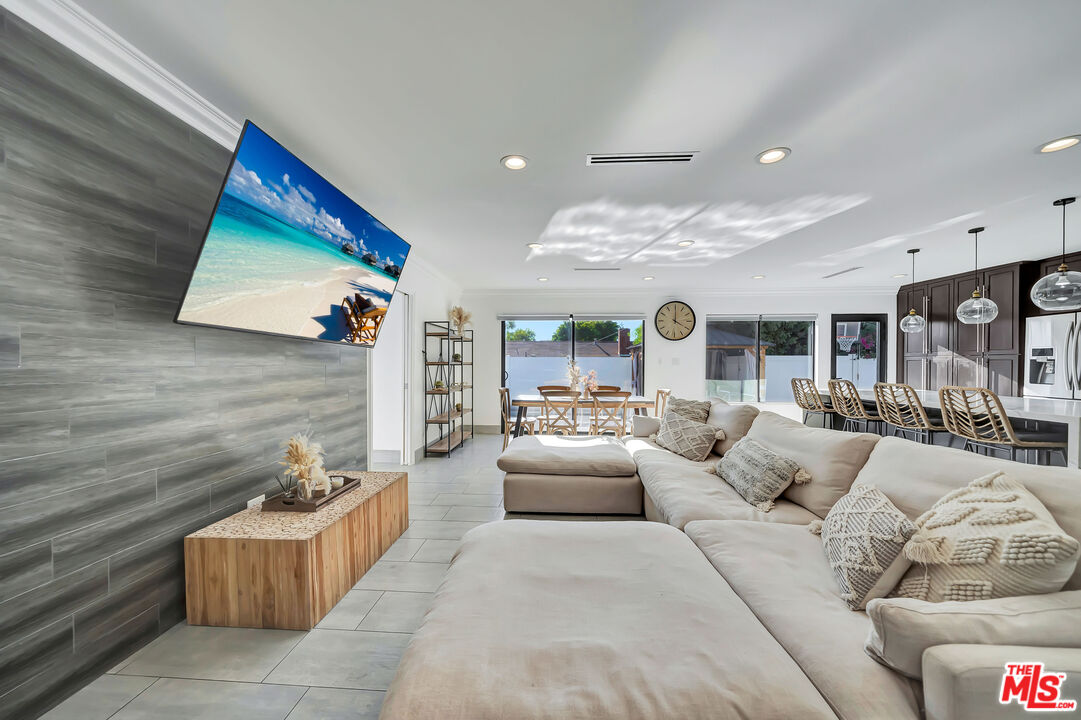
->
[281,433,331,501]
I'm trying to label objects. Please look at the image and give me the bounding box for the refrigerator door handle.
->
[1065,319,1076,393]
[1074,317,1081,396]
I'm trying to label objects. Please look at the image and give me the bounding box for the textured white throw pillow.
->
[810,483,918,610]
[654,411,724,462]
[713,437,811,512]
[892,471,1080,602]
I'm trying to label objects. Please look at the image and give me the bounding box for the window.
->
[501,315,645,402]
[705,316,814,402]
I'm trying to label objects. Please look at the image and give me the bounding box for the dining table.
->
[819,386,1081,468]
[509,394,655,437]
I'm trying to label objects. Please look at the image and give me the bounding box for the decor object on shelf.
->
[1031,197,1081,311]
[956,227,999,325]
[899,248,926,334]
[654,300,696,340]
[452,353,462,362]
[449,306,472,335]
[280,433,327,500]
[433,379,445,388]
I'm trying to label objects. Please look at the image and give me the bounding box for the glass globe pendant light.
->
[1030,197,1081,311]
[899,248,926,334]
[956,227,999,325]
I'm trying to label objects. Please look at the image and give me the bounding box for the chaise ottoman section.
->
[380,520,837,720]
[498,435,642,514]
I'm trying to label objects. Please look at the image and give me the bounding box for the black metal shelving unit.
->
[423,321,473,457]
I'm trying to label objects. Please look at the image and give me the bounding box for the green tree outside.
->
[551,320,622,342]
[504,321,537,342]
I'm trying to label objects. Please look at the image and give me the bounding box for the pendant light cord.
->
[911,251,916,282]
[973,230,979,291]
[1063,202,1069,265]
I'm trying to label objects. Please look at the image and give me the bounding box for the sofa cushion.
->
[891,471,1080,602]
[630,414,661,437]
[503,473,643,515]
[818,483,917,610]
[655,411,721,462]
[496,434,636,477]
[746,411,880,518]
[716,437,809,513]
[855,436,1081,590]
[706,400,759,455]
[685,520,922,720]
[380,520,837,720]
[865,591,1081,679]
[640,460,818,529]
[666,396,711,422]
[623,437,717,470]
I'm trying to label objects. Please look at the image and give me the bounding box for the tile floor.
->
[45,434,637,720]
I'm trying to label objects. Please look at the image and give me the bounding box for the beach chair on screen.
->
[341,296,387,344]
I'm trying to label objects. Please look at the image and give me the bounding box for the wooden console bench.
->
[184,471,408,630]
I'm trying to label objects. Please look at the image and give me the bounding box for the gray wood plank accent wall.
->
[0,9,368,718]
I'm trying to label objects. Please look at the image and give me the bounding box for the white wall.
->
[371,290,407,460]
[460,288,896,427]
[387,257,462,461]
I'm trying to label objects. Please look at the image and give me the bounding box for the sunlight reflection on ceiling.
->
[799,211,981,269]
[531,195,870,265]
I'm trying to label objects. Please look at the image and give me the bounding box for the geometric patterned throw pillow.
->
[810,483,918,610]
[665,397,711,423]
[654,411,722,462]
[715,437,811,512]
[892,471,1080,603]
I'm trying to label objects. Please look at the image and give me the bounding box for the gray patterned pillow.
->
[654,411,721,462]
[666,396,711,423]
[715,437,810,512]
[809,483,917,610]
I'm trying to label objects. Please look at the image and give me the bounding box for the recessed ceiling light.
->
[677,240,695,247]
[756,147,790,164]
[537,276,549,282]
[751,274,765,279]
[501,154,528,170]
[642,276,655,281]
[1040,136,1080,153]
[526,242,543,249]
[892,273,907,278]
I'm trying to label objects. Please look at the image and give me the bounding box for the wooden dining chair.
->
[589,390,631,436]
[873,382,947,444]
[791,378,834,427]
[655,388,672,417]
[828,378,883,434]
[540,389,579,435]
[500,388,541,450]
[537,385,572,393]
[938,386,1067,464]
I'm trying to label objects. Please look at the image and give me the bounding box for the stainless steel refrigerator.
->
[1025,314,1081,399]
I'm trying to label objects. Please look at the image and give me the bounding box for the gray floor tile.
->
[286,687,384,720]
[400,520,483,540]
[315,590,383,630]
[428,493,501,507]
[265,630,409,691]
[406,505,449,520]
[463,480,503,494]
[111,678,305,720]
[410,538,461,563]
[42,675,156,720]
[353,561,449,592]
[441,505,505,522]
[357,591,433,634]
[380,537,427,561]
[116,623,305,682]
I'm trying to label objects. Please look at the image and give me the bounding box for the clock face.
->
[655,301,696,341]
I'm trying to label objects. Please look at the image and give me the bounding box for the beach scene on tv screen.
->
[177,123,409,345]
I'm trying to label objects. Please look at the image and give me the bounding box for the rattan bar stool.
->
[791,378,835,427]
[828,378,884,434]
[873,382,948,444]
[938,386,1068,464]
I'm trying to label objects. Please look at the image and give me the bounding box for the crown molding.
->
[460,285,898,298]
[4,0,242,148]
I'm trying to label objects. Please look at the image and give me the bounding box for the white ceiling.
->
[73,0,1081,292]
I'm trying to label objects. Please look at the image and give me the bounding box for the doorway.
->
[370,290,410,465]
[830,314,887,389]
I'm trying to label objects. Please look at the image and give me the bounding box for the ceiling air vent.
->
[586,151,697,165]
[573,267,621,272]
[822,266,864,279]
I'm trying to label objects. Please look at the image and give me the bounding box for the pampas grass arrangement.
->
[281,433,330,499]
[449,306,472,335]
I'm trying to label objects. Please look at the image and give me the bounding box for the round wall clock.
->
[655,301,696,341]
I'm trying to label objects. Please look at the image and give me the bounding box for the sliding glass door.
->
[502,320,571,401]
[830,314,887,389]
[705,316,814,402]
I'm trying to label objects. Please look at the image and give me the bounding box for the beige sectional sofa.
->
[382,405,1081,720]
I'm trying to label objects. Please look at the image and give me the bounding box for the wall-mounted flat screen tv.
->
[175,121,410,347]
